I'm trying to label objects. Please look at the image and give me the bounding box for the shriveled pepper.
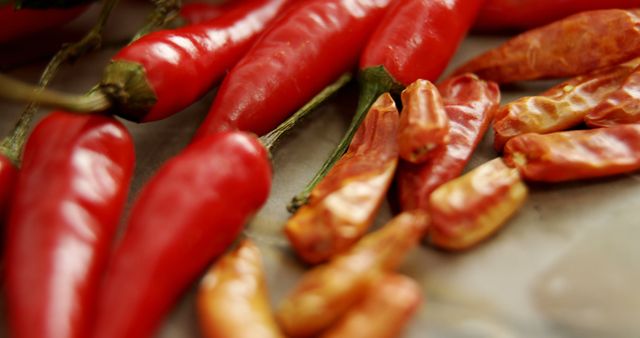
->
[397,74,500,211]
[456,9,640,83]
[398,79,449,163]
[277,211,429,337]
[5,112,135,338]
[493,57,640,151]
[429,158,528,251]
[585,69,640,128]
[503,125,640,182]
[197,239,283,338]
[285,93,399,264]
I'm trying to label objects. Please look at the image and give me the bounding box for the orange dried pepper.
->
[585,68,640,127]
[503,125,640,182]
[455,9,640,83]
[397,74,500,211]
[398,79,449,163]
[429,158,527,251]
[493,57,640,151]
[277,211,429,337]
[197,240,283,338]
[284,93,399,264]
[321,274,422,338]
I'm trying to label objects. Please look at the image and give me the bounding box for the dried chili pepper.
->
[277,211,429,337]
[194,0,393,139]
[397,74,500,211]
[492,57,640,151]
[321,274,422,338]
[456,9,640,84]
[285,93,399,264]
[290,0,483,210]
[197,239,283,338]
[5,112,135,338]
[398,79,449,163]
[585,69,640,128]
[429,158,528,251]
[0,3,88,43]
[474,0,640,31]
[503,125,640,182]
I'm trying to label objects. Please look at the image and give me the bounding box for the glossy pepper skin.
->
[585,68,640,128]
[180,2,225,25]
[285,93,400,264]
[5,111,135,338]
[456,9,640,84]
[0,155,17,221]
[0,4,87,44]
[360,0,485,84]
[474,0,640,31]
[92,131,271,338]
[102,0,291,122]
[195,0,394,138]
[503,125,640,182]
[397,74,500,211]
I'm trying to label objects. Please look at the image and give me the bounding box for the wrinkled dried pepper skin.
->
[585,68,640,127]
[92,132,271,338]
[196,0,393,138]
[277,211,429,338]
[285,93,399,264]
[493,58,640,151]
[6,112,135,338]
[429,158,527,251]
[398,79,449,163]
[456,9,640,83]
[503,125,640,182]
[321,274,422,338]
[198,240,283,338]
[397,74,500,211]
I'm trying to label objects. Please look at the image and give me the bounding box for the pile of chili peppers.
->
[2,1,640,337]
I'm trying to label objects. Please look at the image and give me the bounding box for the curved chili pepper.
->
[0,4,88,44]
[285,93,399,264]
[397,74,500,211]
[179,2,225,25]
[5,111,135,338]
[197,239,284,338]
[493,57,640,151]
[585,68,640,128]
[429,158,528,251]
[92,131,271,338]
[503,125,640,182]
[474,0,640,31]
[456,9,640,84]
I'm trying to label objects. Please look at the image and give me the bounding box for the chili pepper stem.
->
[260,73,353,153]
[287,66,403,212]
[132,0,182,41]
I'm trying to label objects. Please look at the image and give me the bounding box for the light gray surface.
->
[1,2,639,337]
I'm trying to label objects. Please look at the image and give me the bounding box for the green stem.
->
[260,73,353,153]
[287,66,403,213]
[132,0,182,41]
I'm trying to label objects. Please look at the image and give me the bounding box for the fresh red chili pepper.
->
[474,0,640,31]
[5,111,135,338]
[0,155,17,221]
[0,4,88,44]
[397,74,500,212]
[194,0,394,139]
[503,125,640,182]
[456,9,640,84]
[92,131,271,338]
[585,68,640,128]
[179,1,226,25]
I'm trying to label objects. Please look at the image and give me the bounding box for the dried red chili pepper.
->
[503,125,640,182]
[398,79,449,163]
[194,0,393,139]
[290,0,483,210]
[197,239,284,338]
[285,93,399,264]
[456,9,640,83]
[277,211,429,338]
[474,0,640,31]
[5,111,135,338]
[493,57,640,151]
[397,74,500,211]
[585,69,640,128]
[429,158,528,251]
[0,3,88,44]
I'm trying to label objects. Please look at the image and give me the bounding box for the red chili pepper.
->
[0,4,88,44]
[474,0,640,31]
[585,68,640,128]
[397,74,500,211]
[0,155,17,220]
[179,2,225,25]
[194,0,394,139]
[5,111,135,338]
[92,131,272,338]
